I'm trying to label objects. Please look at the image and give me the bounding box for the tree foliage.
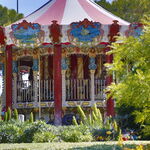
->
[96,0,150,22]
[0,5,23,26]
[106,17,150,138]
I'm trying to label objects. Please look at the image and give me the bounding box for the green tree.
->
[107,17,150,139]
[96,0,112,11]
[0,5,23,26]
[96,0,150,22]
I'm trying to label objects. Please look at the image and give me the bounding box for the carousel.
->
[0,0,142,125]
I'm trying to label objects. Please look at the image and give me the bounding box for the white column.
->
[32,58,39,103]
[33,71,38,102]
[13,73,17,107]
[90,70,95,105]
[62,70,66,107]
[44,55,49,80]
[88,56,97,105]
[1,75,6,108]
[12,60,18,108]
[61,56,68,108]
[1,62,5,108]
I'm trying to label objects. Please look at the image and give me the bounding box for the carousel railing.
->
[17,80,34,102]
[66,79,91,101]
[16,79,105,103]
[94,79,106,101]
[16,79,54,103]
[40,79,54,101]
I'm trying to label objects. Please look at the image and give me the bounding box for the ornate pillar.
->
[105,20,119,117]
[61,56,68,108]
[6,45,13,109]
[88,55,97,104]
[0,26,6,109]
[49,20,62,125]
[32,57,39,102]
[53,44,62,125]
[105,47,115,117]
[0,60,5,108]
[12,59,18,108]
[44,55,49,80]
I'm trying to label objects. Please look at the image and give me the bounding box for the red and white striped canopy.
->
[21,0,129,25]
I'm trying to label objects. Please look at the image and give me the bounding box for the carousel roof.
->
[18,0,129,25]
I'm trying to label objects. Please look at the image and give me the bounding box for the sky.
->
[0,0,113,16]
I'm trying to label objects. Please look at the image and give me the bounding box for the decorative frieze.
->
[88,57,97,70]
[61,57,68,70]
[12,61,18,73]
[32,59,39,71]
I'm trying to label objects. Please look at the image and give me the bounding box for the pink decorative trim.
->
[78,0,114,24]
[35,0,67,25]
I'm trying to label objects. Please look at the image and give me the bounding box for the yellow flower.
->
[106,131,112,135]
[136,145,143,150]
[97,136,103,141]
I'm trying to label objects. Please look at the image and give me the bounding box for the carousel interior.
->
[17,54,106,103]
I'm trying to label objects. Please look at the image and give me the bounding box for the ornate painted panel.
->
[0,26,6,50]
[126,23,143,38]
[67,19,104,47]
[10,20,45,47]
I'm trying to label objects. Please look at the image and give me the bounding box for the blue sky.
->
[0,0,113,16]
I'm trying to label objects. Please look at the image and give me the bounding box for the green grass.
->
[0,141,150,150]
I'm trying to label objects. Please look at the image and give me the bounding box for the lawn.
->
[0,141,150,150]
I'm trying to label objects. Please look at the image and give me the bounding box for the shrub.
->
[4,112,8,122]
[29,112,34,123]
[7,107,12,121]
[76,104,104,128]
[60,125,93,142]
[0,124,21,143]
[20,121,51,143]
[13,108,18,120]
[33,131,57,143]
[72,116,78,126]
[92,128,115,141]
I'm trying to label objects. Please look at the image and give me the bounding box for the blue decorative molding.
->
[68,19,104,46]
[126,23,143,38]
[70,22,101,42]
[11,20,43,44]
[61,58,68,70]
[88,57,97,70]
[12,61,18,73]
[32,59,39,71]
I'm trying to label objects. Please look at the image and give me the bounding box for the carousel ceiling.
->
[0,0,143,49]
[11,0,129,26]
